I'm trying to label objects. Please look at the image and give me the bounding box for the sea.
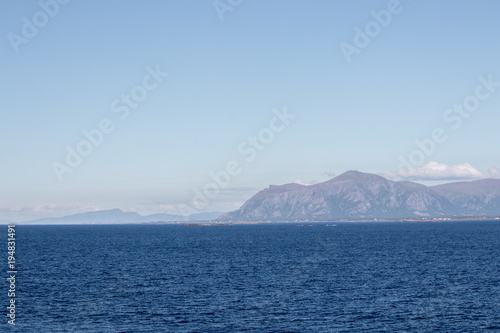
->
[3,221,500,332]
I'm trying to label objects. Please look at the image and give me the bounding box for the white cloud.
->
[322,171,336,178]
[395,161,485,181]
[488,167,500,178]
[0,206,24,213]
[294,180,317,186]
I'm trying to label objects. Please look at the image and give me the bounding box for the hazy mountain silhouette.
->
[22,209,224,224]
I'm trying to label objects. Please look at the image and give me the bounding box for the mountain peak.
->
[329,170,386,183]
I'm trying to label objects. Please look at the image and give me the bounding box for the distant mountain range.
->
[7,209,224,225]
[5,171,500,224]
[218,171,500,221]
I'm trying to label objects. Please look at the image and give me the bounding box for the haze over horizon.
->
[2,1,500,221]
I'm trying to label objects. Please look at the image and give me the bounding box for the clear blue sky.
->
[1,0,500,221]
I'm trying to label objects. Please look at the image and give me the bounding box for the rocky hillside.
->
[218,171,500,221]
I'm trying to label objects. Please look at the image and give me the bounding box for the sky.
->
[1,0,500,221]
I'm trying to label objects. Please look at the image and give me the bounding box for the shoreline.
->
[2,217,500,226]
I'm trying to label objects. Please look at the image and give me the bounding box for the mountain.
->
[218,171,500,221]
[24,209,224,225]
[28,209,143,224]
[432,179,500,216]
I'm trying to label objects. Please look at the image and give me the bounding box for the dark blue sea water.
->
[3,222,500,332]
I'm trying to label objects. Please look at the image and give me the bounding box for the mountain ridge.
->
[4,209,225,225]
[218,171,500,221]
